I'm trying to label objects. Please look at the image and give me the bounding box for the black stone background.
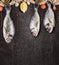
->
[0,4,59,65]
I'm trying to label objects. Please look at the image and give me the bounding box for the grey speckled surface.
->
[0,4,59,65]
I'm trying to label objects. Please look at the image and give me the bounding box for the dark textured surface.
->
[0,4,59,65]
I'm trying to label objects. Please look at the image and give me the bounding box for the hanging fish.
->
[3,5,15,43]
[43,2,55,33]
[30,7,40,37]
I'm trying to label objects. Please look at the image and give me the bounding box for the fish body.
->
[3,5,15,43]
[44,3,55,33]
[30,8,40,37]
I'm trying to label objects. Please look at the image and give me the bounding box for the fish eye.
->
[47,23,49,26]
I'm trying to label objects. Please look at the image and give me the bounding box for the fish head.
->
[45,22,53,33]
[5,34,13,43]
[31,28,39,37]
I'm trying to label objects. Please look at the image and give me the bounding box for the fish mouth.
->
[30,28,39,37]
[46,27,51,33]
[31,30,38,37]
[45,24,54,33]
[5,34,13,43]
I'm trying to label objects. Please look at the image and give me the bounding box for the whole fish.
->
[30,7,40,37]
[44,2,55,33]
[3,5,15,43]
